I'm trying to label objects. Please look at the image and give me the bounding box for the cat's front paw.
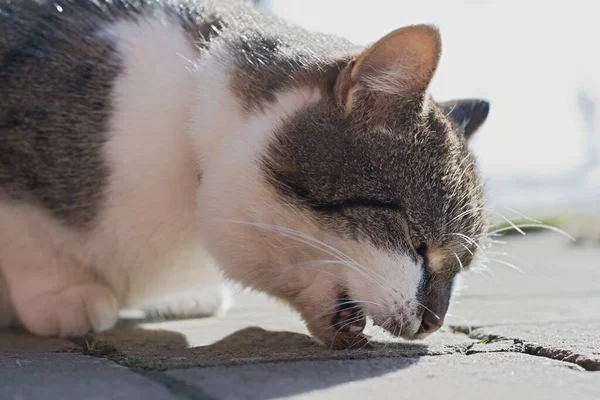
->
[136,285,232,321]
[18,284,119,337]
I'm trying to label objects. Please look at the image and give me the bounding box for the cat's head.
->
[197,24,489,349]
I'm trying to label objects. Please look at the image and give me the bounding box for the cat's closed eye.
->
[276,176,401,212]
[312,198,400,212]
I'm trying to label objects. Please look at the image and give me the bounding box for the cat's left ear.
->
[333,25,441,114]
[439,99,490,139]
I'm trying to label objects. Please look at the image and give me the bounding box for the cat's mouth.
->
[332,293,366,335]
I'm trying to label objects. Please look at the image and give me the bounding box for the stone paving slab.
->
[461,321,600,371]
[446,295,600,326]
[455,233,600,297]
[166,352,600,400]
[447,233,600,325]
[0,352,182,400]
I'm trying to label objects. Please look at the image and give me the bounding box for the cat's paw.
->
[18,284,119,337]
[142,285,232,321]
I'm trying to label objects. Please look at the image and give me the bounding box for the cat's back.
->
[0,0,133,226]
[0,0,212,227]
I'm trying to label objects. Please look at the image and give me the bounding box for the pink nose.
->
[417,310,444,334]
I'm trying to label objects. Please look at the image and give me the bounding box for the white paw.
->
[18,284,119,337]
[139,285,233,320]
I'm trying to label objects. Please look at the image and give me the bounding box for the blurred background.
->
[254,0,600,240]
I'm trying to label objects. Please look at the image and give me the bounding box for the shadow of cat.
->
[77,323,428,399]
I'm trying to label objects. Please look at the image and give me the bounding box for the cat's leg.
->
[121,246,233,321]
[139,284,232,320]
[0,204,119,337]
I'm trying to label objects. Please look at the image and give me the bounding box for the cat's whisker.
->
[298,266,346,285]
[449,207,526,236]
[500,207,544,224]
[316,299,383,319]
[485,223,575,241]
[450,161,476,197]
[306,305,363,324]
[459,243,474,256]
[328,314,367,347]
[300,258,390,293]
[453,251,466,273]
[305,298,385,333]
[300,259,389,289]
[442,155,474,210]
[293,260,393,299]
[264,199,314,227]
[397,314,405,338]
[452,181,482,207]
[299,260,389,291]
[479,236,506,247]
[468,266,496,283]
[409,299,440,322]
[234,220,365,269]
[368,317,395,355]
[449,232,487,258]
[224,219,378,278]
[485,251,535,271]
[453,154,473,177]
[481,257,526,275]
[220,218,388,288]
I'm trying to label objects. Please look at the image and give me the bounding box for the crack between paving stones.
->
[138,371,217,400]
[68,337,217,400]
[450,325,600,372]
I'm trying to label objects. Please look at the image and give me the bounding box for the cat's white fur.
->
[0,12,224,335]
[0,11,423,340]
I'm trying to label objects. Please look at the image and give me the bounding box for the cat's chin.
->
[332,292,367,335]
[312,291,370,350]
[290,286,368,350]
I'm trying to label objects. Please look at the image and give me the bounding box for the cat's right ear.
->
[334,25,442,114]
[440,99,490,139]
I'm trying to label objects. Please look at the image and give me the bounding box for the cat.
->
[0,0,490,349]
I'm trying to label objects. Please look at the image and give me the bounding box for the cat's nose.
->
[417,309,444,335]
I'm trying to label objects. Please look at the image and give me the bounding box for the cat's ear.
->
[336,25,441,113]
[440,99,490,139]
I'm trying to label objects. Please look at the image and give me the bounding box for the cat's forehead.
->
[264,95,484,232]
[271,96,469,186]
